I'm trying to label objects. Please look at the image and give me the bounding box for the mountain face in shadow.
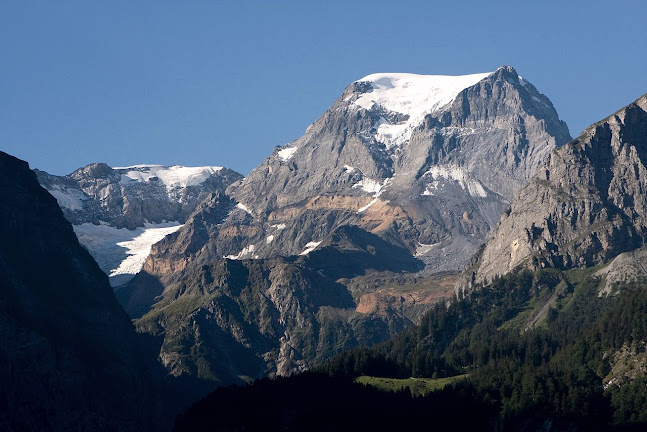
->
[0,151,159,431]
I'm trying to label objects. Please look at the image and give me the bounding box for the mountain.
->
[144,67,571,284]
[218,65,571,271]
[470,93,647,286]
[178,97,647,427]
[0,151,159,431]
[36,163,242,286]
[119,66,572,390]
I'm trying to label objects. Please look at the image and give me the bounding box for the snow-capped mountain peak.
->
[353,71,492,148]
[114,165,224,190]
[227,65,571,272]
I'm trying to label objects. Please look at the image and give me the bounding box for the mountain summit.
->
[350,71,493,148]
[159,66,571,274]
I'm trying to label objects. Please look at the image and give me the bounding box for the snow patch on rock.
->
[354,177,392,213]
[299,241,322,256]
[277,147,298,161]
[354,72,491,148]
[225,244,256,260]
[47,185,88,210]
[116,165,223,190]
[236,203,253,215]
[353,177,392,195]
[422,165,487,198]
[357,197,380,213]
[353,178,383,195]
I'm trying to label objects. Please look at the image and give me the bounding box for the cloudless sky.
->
[1,1,646,176]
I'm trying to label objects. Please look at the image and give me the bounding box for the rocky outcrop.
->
[471,94,647,285]
[128,238,421,386]
[118,222,443,387]
[594,247,647,296]
[0,151,159,431]
[353,272,458,323]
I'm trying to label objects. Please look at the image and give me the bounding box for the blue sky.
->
[1,1,645,176]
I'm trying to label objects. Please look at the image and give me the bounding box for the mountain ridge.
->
[468,92,647,286]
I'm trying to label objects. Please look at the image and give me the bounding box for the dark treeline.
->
[174,373,496,432]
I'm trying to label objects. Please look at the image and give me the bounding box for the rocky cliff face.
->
[196,66,570,272]
[0,151,158,431]
[124,225,436,387]
[471,94,647,285]
[36,164,242,286]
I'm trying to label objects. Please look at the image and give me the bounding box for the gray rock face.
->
[404,66,570,201]
[214,66,571,272]
[471,94,647,285]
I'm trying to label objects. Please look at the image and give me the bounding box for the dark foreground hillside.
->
[0,151,160,431]
[174,373,495,432]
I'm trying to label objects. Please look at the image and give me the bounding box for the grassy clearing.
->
[342,272,459,303]
[564,265,602,287]
[139,290,218,325]
[498,306,533,332]
[355,374,467,397]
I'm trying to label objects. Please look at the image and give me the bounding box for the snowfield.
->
[116,165,223,190]
[73,222,183,287]
[48,185,88,210]
[422,165,488,198]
